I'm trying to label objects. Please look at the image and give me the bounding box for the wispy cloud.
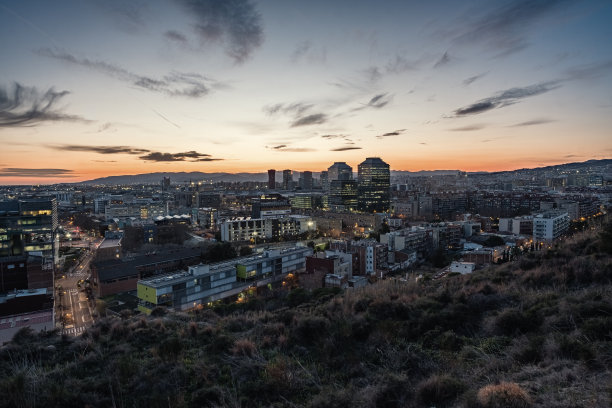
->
[463,73,487,86]
[267,145,315,152]
[139,151,223,162]
[433,52,451,68]
[331,146,362,151]
[164,30,188,43]
[376,129,406,139]
[509,118,556,127]
[291,40,326,64]
[565,60,612,81]
[0,83,88,128]
[0,168,75,178]
[452,80,560,116]
[38,48,215,98]
[450,124,486,131]
[290,113,327,127]
[353,93,393,111]
[449,0,570,57]
[174,0,263,64]
[263,102,313,117]
[385,55,420,74]
[49,145,149,155]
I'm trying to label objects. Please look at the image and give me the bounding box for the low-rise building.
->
[450,261,476,274]
[137,246,311,313]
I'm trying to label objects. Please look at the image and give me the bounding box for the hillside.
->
[1,225,611,407]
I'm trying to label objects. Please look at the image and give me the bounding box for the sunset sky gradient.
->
[1,0,611,184]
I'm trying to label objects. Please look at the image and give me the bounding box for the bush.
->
[231,338,257,357]
[495,309,542,335]
[416,374,465,407]
[477,382,531,408]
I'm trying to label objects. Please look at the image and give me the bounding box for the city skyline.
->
[1,0,612,184]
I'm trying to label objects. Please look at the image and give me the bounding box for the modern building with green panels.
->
[137,246,311,313]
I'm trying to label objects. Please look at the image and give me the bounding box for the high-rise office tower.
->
[299,171,313,190]
[282,169,293,190]
[329,179,358,211]
[358,157,390,212]
[268,169,276,189]
[320,171,329,192]
[327,162,353,182]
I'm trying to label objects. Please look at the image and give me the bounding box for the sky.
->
[1,0,611,184]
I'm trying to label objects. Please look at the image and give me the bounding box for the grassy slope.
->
[1,225,611,408]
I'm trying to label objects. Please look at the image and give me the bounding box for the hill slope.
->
[1,225,611,407]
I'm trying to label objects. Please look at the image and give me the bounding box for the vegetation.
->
[1,224,611,407]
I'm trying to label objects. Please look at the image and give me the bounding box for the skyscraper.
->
[358,157,390,212]
[282,169,293,190]
[329,179,358,212]
[268,169,276,189]
[327,162,353,182]
[299,171,313,190]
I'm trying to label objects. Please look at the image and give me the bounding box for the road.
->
[56,236,102,336]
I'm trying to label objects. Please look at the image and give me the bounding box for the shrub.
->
[294,315,329,344]
[231,338,256,357]
[416,374,465,407]
[495,309,542,335]
[476,382,531,408]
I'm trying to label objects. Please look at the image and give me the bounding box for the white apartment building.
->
[533,211,570,242]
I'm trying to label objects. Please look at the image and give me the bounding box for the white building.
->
[533,211,570,242]
[450,261,476,274]
[220,215,316,242]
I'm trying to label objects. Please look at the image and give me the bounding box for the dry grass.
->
[477,382,532,408]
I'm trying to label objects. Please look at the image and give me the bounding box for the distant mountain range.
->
[78,159,611,185]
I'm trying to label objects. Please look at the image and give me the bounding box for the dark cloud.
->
[450,0,570,56]
[331,146,362,152]
[0,168,75,178]
[450,124,486,131]
[139,151,222,162]
[510,118,556,127]
[0,83,88,128]
[165,30,188,43]
[38,48,214,98]
[419,142,427,145]
[452,81,560,116]
[354,93,393,111]
[376,129,406,139]
[270,145,287,149]
[433,52,451,68]
[50,145,150,155]
[175,0,263,64]
[290,113,327,127]
[368,93,390,108]
[463,73,487,86]
[263,102,313,117]
[92,160,117,163]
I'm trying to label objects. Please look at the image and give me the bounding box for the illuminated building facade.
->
[357,157,390,212]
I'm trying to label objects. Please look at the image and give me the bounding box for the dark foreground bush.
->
[417,374,465,407]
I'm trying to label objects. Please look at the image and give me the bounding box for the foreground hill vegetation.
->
[2,224,611,407]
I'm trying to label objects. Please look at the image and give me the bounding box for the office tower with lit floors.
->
[357,157,391,213]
